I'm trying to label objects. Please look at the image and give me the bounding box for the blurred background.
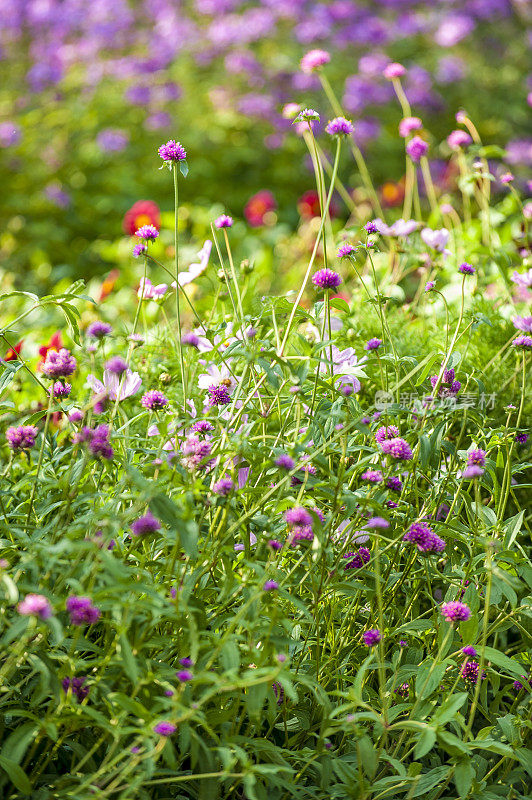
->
[0,0,531,291]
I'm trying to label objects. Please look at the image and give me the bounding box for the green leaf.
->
[119,633,139,683]
[179,160,189,178]
[454,759,474,798]
[329,298,350,314]
[481,647,524,679]
[503,510,524,549]
[411,766,450,797]
[433,693,468,726]
[414,728,436,759]
[0,755,32,794]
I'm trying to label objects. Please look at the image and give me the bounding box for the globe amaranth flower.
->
[458,262,475,275]
[364,221,378,234]
[381,437,413,461]
[6,425,38,451]
[375,425,400,444]
[365,517,389,529]
[394,682,409,698]
[406,136,428,163]
[462,645,477,657]
[500,172,514,184]
[513,316,532,333]
[75,425,114,460]
[404,522,446,554]
[158,140,186,163]
[214,214,233,229]
[213,477,234,496]
[141,390,169,411]
[513,675,532,692]
[365,338,382,351]
[399,117,422,138]
[325,117,354,137]
[181,436,213,471]
[295,108,320,123]
[300,49,330,74]
[512,335,532,349]
[312,268,342,290]
[62,676,89,702]
[430,367,461,398]
[105,356,128,376]
[130,511,161,538]
[361,469,383,483]
[66,596,101,626]
[363,628,381,647]
[344,547,371,570]
[461,661,486,684]
[132,243,147,258]
[383,62,406,79]
[386,476,402,493]
[207,384,231,406]
[153,721,177,736]
[51,381,71,399]
[336,242,356,258]
[282,103,301,119]
[18,593,52,619]
[179,657,194,667]
[176,670,193,682]
[441,601,471,622]
[86,321,112,339]
[268,539,283,551]
[42,348,77,379]
[275,453,295,471]
[135,224,159,242]
[425,280,436,292]
[467,449,486,467]
[463,465,484,479]
[263,580,279,592]
[447,130,472,150]
[516,432,528,444]
[191,420,214,435]
[285,507,313,528]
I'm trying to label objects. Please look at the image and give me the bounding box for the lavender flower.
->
[386,476,402,493]
[18,594,52,619]
[135,224,159,242]
[51,381,71,398]
[344,547,371,570]
[181,436,213,471]
[141,390,168,411]
[207,384,231,406]
[312,269,342,290]
[381,438,413,461]
[263,580,279,592]
[325,117,354,137]
[42,348,77,379]
[158,140,186,163]
[406,136,428,163]
[86,321,112,339]
[362,629,381,646]
[300,49,330,74]
[463,465,484,479]
[425,281,436,292]
[365,338,382,351]
[6,425,38,451]
[467,449,486,466]
[383,63,406,79]
[133,243,147,258]
[268,540,283,551]
[375,425,400,444]
[404,522,446,554]
[512,335,532,349]
[153,721,177,736]
[361,469,383,483]
[275,454,295,470]
[176,670,193,682]
[213,477,234,496]
[337,243,355,258]
[214,214,233,229]
[285,507,313,528]
[364,221,378,234]
[441,601,471,622]
[105,356,128,376]
[179,657,194,667]
[75,425,113,460]
[462,646,477,657]
[447,130,472,150]
[399,117,422,138]
[365,517,389,529]
[130,511,161,537]
[462,661,486,685]
[513,316,532,333]
[66,596,101,626]
[191,420,214,435]
[458,262,475,275]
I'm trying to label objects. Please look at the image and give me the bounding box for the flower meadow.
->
[1,55,532,800]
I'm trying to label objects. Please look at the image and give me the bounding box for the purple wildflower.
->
[513,335,532,349]
[66,596,101,626]
[158,140,186,163]
[105,356,128,376]
[42,348,76,379]
[404,522,446,554]
[75,425,114,460]
[383,62,406,79]
[130,511,161,537]
[176,670,193,682]
[135,224,159,242]
[394,683,409,698]
[312,268,342,290]
[268,539,283,551]
[386,476,402,493]
[447,130,472,150]
[141,390,168,411]
[463,465,484,479]
[300,49,330,74]
[381,438,413,461]
[441,601,471,622]
[263,580,279,592]
[425,281,436,292]
[365,338,382,351]
[285,507,313,528]
[213,477,234,496]
[399,117,422,137]
[179,657,194,667]
[462,646,477,657]
[361,469,383,483]
[295,108,320,122]
[275,454,295,470]
[458,262,475,275]
[133,243,147,258]
[337,243,355,258]
[153,721,177,736]
[516,433,528,444]
[364,221,378,234]
[467,449,486,466]
[86,321,112,339]
[366,517,389,529]
[325,117,354,137]
[181,436,213,471]
[191,420,214,435]
[6,425,38,451]
[375,425,400,444]
[363,629,381,647]
[51,382,71,398]
[406,136,428,163]
[513,316,532,333]
[18,594,52,619]
[344,547,371,570]
[214,214,233,229]
[462,661,486,685]
[62,676,89,702]
[207,384,231,406]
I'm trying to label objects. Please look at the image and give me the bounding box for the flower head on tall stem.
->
[406,136,428,163]
[300,49,330,74]
[325,117,354,137]
[312,268,342,290]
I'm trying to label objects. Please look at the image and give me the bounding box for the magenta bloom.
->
[86,321,112,339]
[386,476,402,493]
[467,449,486,467]
[191,420,214,435]
[141,390,168,411]
[461,661,485,685]
[399,117,422,138]
[325,117,354,137]
[179,657,194,667]
[18,593,52,619]
[42,348,76,379]
[425,281,436,292]
[513,316,532,333]
[384,62,406,79]
[406,136,428,163]
[300,49,330,74]
[51,381,71,398]
[62,676,89,702]
[447,130,472,150]
[135,224,159,242]
[312,268,342,290]
[132,243,147,258]
[441,601,471,623]
[458,262,475,275]
[105,356,128,376]
[365,338,382,351]
[364,221,378,234]
[512,335,532,349]
[361,469,383,483]
[375,425,400,444]
[153,721,177,736]
[275,454,295,470]
[462,645,477,657]
[404,522,445,554]
[344,547,371,570]
[214,214,233,229]
[131,511,161,537]
[176,670,193,682]
[285,507,313,528]
[213,477,234,496]
[365,517,389,529]
[463,465,484,479]
[363,628,382,647]
[158,140,186,162]
[6,425,38,451]
[263,580,279,592]
[381,438,413,461]
[207,384,231,406]
[337,243,355,258]
[66,596,101,626]
[75,425,113,460]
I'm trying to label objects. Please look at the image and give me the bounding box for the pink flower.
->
[86,369,142,402]
[173,240,212,287]
[383,62,406,80]
[399,117,423,138]
[18,594,52,619]
[300,49,330,74]
[138,278,168,300]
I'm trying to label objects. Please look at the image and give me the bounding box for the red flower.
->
[297,190,339,219]
[244,190,276,227]
[122,201,161,236]
[4,340,23,361]
[38,331,63,368]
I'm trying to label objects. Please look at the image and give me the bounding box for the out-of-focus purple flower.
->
[131,511,161,537]
[6,425,38,451]
[135,225,159,242]
[462,646,477,657]
[300,49,330,74]
[513,316,532,333]
[447,130,472,150]
[62,676,89,702]
[435,15,475,48]
[406,136,428,163]
[500,172,514,184]
[44,183,71,208]
[86,369,142,402]
[365,517,389,529]
[421,228,450,253]
[133,243,147,258]
[425,281,436,292]
[363,628,381,646]
[275,454,294,471]
[463,465,484,479]
[269,539,283,551]
[105,356,128,376]
[399,117,422,138]
[361,469,383,483]
[386,476,402,493]
[263,580,278,592]
[18,594,52,619]
[86,321,112,339]
[97,129,129,152]
[373,218,418,237]
[214,214,233,229]
[383,63,406,80]
[181,436,213,471]
[467,449,486,467]
[66,596,100,626]
[42,348,76,379]
[213,477,234,496]
[176,670,193,682]
[365,338,382,351]
[191,420,214,435]
[285,507,313,528]
[0,122,21,147]
[141,390,168,411]
[153,721,176,736]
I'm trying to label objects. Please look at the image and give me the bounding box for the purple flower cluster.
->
[51,381,72,398]
[336,243,355,258]
[18,593,52,619]
[42,348,77,379]
[106,356,128,375]
[458,262,475,275]
[214,214,233,229]
[361,469,383,483]
[344,547,371,570]
[362,628,381,647]
[75,425,113,460]
[158,140,186,163]
[365,338,382,351]
[141,390,169,410]
[461,661,486,685]
[213,477,234,496]
[441,601,471,622]
[403,522,446,554]
[325,117,354,137]
[430,367,461,398]
[62,676,89,702]
[275,453,294,471]
[381,438,413,461]
[86,321,112,339]
[6,425,38,451]
[66,596,101,626]
[131,511,161,537]
[312,268,342,290]
[207,384,231,406]
[135,224,159,241]
[181,436,213,471]
[375,425,400,444]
